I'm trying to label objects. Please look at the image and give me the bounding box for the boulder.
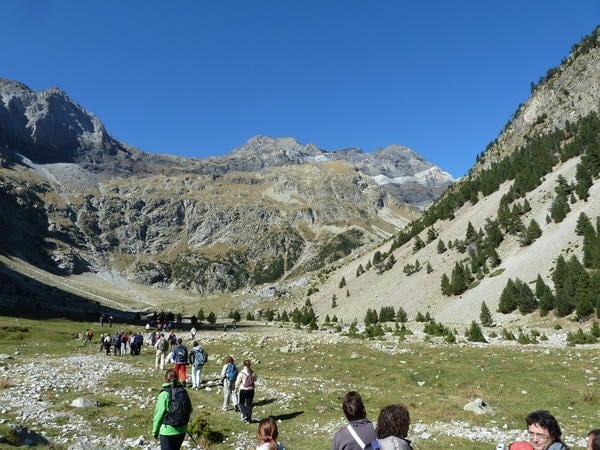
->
[463,398,495,416]
[71,397,99,408]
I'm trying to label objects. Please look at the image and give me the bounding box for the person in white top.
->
[235,359,256,423]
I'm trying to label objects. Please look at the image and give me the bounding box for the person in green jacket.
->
[152,368,190,450]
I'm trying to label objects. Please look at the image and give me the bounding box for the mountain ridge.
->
[0,26,599,326]
[0,78,454,208]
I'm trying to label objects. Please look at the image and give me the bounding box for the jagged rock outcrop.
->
[474,27,600,173]
[223,136,454,208]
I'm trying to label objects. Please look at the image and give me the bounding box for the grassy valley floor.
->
[0,317,597,449]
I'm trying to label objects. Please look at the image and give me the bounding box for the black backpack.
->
[161,383,193,427]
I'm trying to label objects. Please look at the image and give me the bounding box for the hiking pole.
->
[187,431,200,448]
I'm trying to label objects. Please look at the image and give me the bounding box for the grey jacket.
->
[332,418,376,450]
[376,436,413,450]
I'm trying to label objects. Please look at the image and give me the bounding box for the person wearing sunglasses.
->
[525,410,570,450]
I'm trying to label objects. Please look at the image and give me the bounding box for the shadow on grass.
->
[254,398,277,407]
[270,411,304,421]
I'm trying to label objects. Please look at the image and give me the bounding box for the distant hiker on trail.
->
[172,338,189,386]
[167,331,177,349]
[190,327,197,340]
[332,391,376,450]
[130,332,143,356]
[102,333,112,355]
[113,332,121,355]
[155,333,169,370]
[120,332,129,356]
[235,359,256,423]
[82,329,93,346]
[189,340,207,390]
[371,404,413,450]
[220,356,238,411]
[256,417,285,450]
[152,368,192,450]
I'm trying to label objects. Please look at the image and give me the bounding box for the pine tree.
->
[437,239,447,254]
[575,212,593,236]
[465,221,477,243]
[480,302,493,327]
[339,277,346,288]
[519,219,542,246]
[372,251,382,265]
[466,321,487,343]
[538,287,554,316]
[427,227,438,243]
[396,307,408,323]
[450,262,468,295]
[331,295,337,309]
[498,278,518,313]
[356,264,365,277]
[441,273,452,296]
[486,247,501,268]
[515,278,538,314]
[575,163,592,200]
[364,308,378,325]
[413,235,425,253]
[484,219,504,249]
[550,193,570,223]
[582,219,600,269]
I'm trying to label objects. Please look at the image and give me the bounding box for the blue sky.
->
[3,1,599,178]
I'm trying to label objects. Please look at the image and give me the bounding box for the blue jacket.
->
[172,344,188,364]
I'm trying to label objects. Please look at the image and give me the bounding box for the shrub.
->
[465,321,487,343]
[188,412,225,445]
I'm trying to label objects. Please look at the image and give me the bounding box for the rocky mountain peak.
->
[0,77,122,166]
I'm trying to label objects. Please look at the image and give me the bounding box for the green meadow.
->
[0,316,597,449]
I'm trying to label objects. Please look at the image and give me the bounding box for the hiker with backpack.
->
[152,368,193,450]
[102,333,112,355]
[172,338,189,387]
[189,341,207,390]
[155,333,169,370]
[220,356,239,411]
[83,329,93,346]
[235,359,256,423]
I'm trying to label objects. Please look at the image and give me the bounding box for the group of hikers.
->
[151,370,600,450]
[151,333,261,449]
[330,391,591,450]
[152,370,600,450]
[80,325,598,450]
[81,328,145,356]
